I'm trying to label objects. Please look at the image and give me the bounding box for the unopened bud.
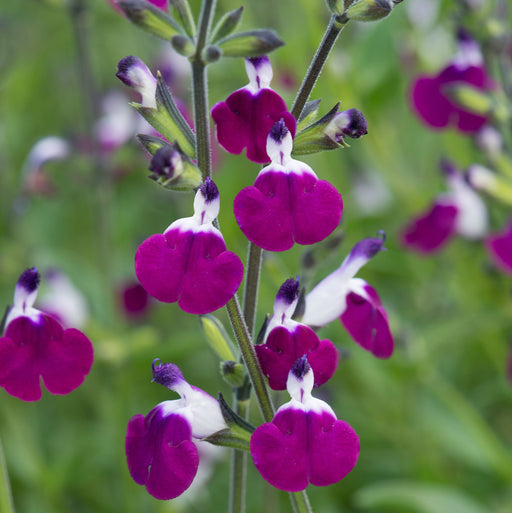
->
[171,34,195,57]
[221,361,246,388]
[199,314,236,361]
[346,0,400,22]
[202,44,222,63]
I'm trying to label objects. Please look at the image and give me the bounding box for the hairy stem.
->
[242,242,263,337]
[0,436,15,513]
[291,14,348,120]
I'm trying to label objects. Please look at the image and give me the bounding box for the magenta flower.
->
[211,56,296,163]
[256,278,338,390]
[234,120,343,252]
[485,220,512,275]
[126,360,226,500]
[410,29,492,133]
[401,160,487,254]
[135,178,244,314]
[250,356,359,492]
[301,234,394,359]
[119,280,152,319]
[0,268,94,401]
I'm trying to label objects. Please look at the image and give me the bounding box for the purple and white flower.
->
[233,119,343,252]
[485,219,512,275]
[0,268,94,401]
[116,56,158,109]
[211,56,296,163]
[301,234,394,359]
[401,160,487,253]
[135,178,244,314]
[256,278,338,390]
[126,360,226,500]
[410,29,493,133]
[250,356,359,492]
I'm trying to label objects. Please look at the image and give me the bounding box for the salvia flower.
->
[485,220,512,275]
[116,56,158,108]
[250,356,359,492]
[256,278,338,390]
[233,119,343,251]
[301,233,394,359]
[135,178,244,314]
[410,29,493,133]
[401,160,488,253]
[211,56,296,163]
[126,360,226,500]
[0,268,94,401]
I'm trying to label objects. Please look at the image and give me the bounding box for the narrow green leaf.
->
[169,0,196,37]
[210,6,244,43]
[216,29,284,57]
[202,428,251,452]
[218,393,255,433]
[118,0,183,40]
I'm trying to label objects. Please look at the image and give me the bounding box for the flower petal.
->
[485,220,512,275]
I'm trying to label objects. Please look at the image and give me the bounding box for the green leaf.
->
[117,0,183,40]
[201,428,251,451]
[216,29,284,57]
[136,134,174,156]
[210,7,244,43]
[354,480,490,513]
[169,0,196,37]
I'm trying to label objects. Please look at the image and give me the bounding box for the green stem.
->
[226,296,275,422]
[0,436,15,513]
[191,0,217,180]
[229,398,249,513]
[290,491,313,513]
[242,243,263,337]
[290,14,348,120]
[69,0,114,323]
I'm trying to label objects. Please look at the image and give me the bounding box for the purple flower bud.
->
[152,359,185,389]
[276,278,300,306]
[199,177,220,204]
[116,56,157,108]
[149,146,182,179]
[326,109,368,142]
[18,267,40,294]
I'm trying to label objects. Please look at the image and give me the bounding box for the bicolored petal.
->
[485,220,512,275]
[135,180,244,314]
[401,201,458,254]
[234,123,342,251]
[211,57,296,163]
[116,56,158,108]
[302,234,385,327]
[250,357,359,492]
[256,324,338,390]
[0,315,93,401]
[340,278,394,359]
[126,404,199,500]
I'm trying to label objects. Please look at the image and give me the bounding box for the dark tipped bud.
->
[202,44,222,63]
[211,7,244,43]
[171,35,195,57]
[149,145,181,179]
[18,268,40,293]
[277,278,300,305]
[200,177,219,203]
[330,108,368,140]
[291,355,311,380]
[269,119,289,143]
[345,0,398,22]
[221,361,246,388]
[151,359,184,388]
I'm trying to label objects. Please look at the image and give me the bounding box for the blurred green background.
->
[1,0,512,512]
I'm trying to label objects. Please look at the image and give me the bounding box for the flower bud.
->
[198,315,236,362]
[202,44,222,63]
[346,0,400,22]
[171,34,195,57]
[221,361,246,388]
[216,29,284,58]
[148,143,201,191]
[211,7,244,43]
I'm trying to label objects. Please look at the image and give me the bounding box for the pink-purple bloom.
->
[250,356,359,492]
[0,268,94,401]
[485,220,512,275]
[126,360,226,500]
[410,29,492,133]
[301,234,394,359]
[135,178,244,314]
[234,120,343,251]
[211,56,296,163]
[401,160,487,254]
[256,278,338,390]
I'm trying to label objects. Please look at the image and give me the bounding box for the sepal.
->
[199,314,237,361]
[168,0,195,37]
[218,393,255,433]
[210,7,244,43]
[296,99,321,128]
[137,133,173,155]
[147,143,201,191]
[325,0,345,16]
[216,30,284,58]
[132,73,195,157]
[117,0,183,40]
[202,428,251,452]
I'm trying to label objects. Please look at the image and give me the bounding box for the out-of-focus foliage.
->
[1,0,511,512]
